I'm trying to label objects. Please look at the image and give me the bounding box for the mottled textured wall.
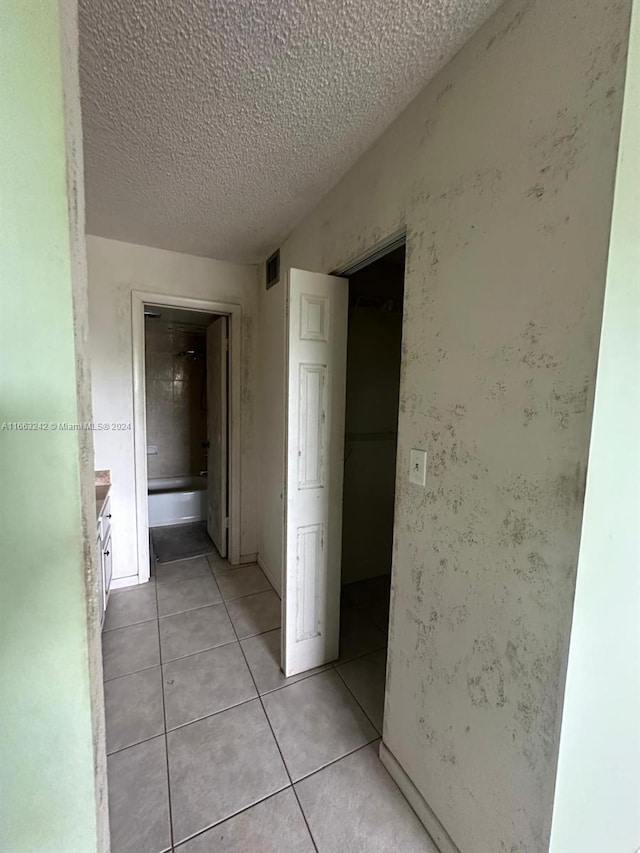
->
[549,4,640,848]
[258,0,631,849]
[0,1,104,850]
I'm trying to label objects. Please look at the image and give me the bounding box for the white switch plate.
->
[410,448,427,486]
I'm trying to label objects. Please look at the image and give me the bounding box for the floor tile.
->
[151,522,215,563]
[159,603,236,662]
[226,590,281,639]
[104,583,158,631]
[206,552,232,574]
[154,556,212,585]
[262,670,376,781]
[157,574,221,617]
[295,743,437,853]
[337,606,387,664]
[167,699,289,844]
[176,789,315,853]
[241,629,330,695]
[163,643,257,729]
[107,736,171,853]
[336,649,387,733]
[215,564,271,601]
[103,620,160,681]
[105,666,165,753]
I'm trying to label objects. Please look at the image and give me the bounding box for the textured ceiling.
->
[79,0,502,263]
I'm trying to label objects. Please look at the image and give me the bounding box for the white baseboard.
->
[378,741,460,853]
[257,554,281,596]
[239,553,258,565]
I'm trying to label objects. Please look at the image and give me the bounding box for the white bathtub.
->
[148,476,207,528]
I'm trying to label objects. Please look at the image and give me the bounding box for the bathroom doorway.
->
[131,292,243,581]
[143,305,228,566]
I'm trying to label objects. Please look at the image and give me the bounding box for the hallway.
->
[102,554,436,852]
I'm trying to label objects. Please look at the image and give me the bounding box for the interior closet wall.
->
[342,254,404,584]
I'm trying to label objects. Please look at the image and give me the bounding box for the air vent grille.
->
[266,249,280,289]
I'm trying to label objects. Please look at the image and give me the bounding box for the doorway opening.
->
[131,291,243,582]
[337,244,406,725]
[143,304,229,568]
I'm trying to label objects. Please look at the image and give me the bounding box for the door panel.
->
[283,269,348,676]
[206,316,228,557]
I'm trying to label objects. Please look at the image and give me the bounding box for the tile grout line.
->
[103,563,273,632]
[332,661,383,738]
[105,560,390,849]
[163,556,295,851]
[154,571,176,852]
[106,644,379,758]
[164,557,294,850]
[171,787,296,851]
[216,576,321,853]
[102,623,348,684]
[330,590,390,739]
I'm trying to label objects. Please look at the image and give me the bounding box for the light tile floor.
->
[103,553,438,852]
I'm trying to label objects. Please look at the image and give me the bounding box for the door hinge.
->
[224,517,230,529]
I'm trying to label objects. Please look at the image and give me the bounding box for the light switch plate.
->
[410,448,427,486]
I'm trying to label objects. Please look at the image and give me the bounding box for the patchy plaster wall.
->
[549,2,640,848]
[87,236,259,585]
[257,0,632,849]
[0,1,102,849]
[58,1,109,848]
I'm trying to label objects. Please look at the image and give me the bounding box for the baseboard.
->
[257,554,281,596]
[378,741,460,853]
[239,553,258,565]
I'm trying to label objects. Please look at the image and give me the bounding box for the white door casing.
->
[131,291,242,583]
[283,269,348,677]
[207,315,229,557]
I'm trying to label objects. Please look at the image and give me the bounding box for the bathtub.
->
[148,476,207,528]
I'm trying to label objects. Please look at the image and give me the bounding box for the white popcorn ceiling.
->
[79,0,502,262]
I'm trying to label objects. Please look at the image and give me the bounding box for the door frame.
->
[131,290,242,582]
[280,229,408,670]
[332,229,407,277]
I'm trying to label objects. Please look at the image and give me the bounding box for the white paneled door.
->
[283,269,349,676]
[207,315,228,557]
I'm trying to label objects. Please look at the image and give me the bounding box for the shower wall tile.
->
[145,321,208,480]
[146,352,174,381]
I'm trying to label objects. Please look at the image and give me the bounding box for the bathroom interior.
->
[144,305,226,566]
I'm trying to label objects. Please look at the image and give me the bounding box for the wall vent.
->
[266,249,280,289]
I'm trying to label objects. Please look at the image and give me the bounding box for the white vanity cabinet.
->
[96,530,105,616]
[96,493,113,620]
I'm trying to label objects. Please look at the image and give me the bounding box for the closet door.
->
[282,269,348,676]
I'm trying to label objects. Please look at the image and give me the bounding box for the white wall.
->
[257,0,632,849]
[549,4,640,849]
[88,236,259,585]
